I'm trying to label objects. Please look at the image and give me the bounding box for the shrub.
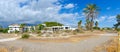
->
[106,27,112,30]
[73,31,77,35]
[74,29,83,33]
[21,34,30,39]
[116,28,120,31]
[64,30,71,33]
[93,27,100,30]
[74,29,80,32]
[0,28,9,33]
[38,33,42,36]
[15,30,19,33]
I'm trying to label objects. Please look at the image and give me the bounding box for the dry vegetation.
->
[0,33,18,39]
[23,31,103,43]
[0,46,23,52]
[27,35,97,43]
[0,48,23,52]
[0,48,8,52]
[94,36,118,52]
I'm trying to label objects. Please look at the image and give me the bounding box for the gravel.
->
[0,33,116,52]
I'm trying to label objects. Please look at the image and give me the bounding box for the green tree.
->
[83,4,99,31]
[2,28,9,33]
[114,14,120,30]
[38,24,45,30]
[44,22,63,27]
[0,25,3,32]
[0,25,9,33]
[78,20,82,30]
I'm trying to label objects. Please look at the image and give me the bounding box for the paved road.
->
[0,33,117,52]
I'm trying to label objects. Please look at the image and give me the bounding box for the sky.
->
[0,0,120,28]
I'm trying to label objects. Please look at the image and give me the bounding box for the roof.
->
[9,24,20,27]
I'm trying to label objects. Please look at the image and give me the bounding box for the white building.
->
[52,26,71,31]
[8,24,35,33]
[8,24,21,33]
[41,26,75,33]
[51,26,76,31]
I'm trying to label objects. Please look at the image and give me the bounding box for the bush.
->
[106,28,112,30]
[75,29,80,32]
[74,29,83,33]
[15,30,19,33]
[36,30,41,34]
[0,28,9,33]
[0,28,3,32]
[21,34,30,39]
[116,28,120,31]
[38,33,42,36]
[93,27,100,30]
[73,31,77,35]
[64,30,71,33]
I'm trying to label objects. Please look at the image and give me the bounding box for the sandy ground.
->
[0,33,117,52]
[0,33,17,39]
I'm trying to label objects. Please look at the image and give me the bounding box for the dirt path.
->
[0,36,21,42]
[0,33,117,52]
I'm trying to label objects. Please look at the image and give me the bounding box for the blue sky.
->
[58,0,120,27]
[0,0,120,28]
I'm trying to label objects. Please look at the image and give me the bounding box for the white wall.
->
[8,25,21,33]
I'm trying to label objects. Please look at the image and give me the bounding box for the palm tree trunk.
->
[90,17,94,31]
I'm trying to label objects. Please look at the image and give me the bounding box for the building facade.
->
[41,26,76,33]
[8,24,21,33]
[8,24,35,33]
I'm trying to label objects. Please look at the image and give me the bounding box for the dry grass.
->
[14,48,23,52]
[0,47,23,52]
[105,36,118,52]
[0,48,8,52]
[0,33,18,38]
[24,33,99,43]
[94,36,118,52]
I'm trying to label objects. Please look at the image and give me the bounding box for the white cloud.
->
[0,0,80,27]
[108,16,116,19]
[107,16,116,22]
[64,3,75,9]
[97,15,116,23]
[97,16,106,22]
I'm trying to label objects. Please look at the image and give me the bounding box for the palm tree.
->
[83,4,99,31]
[78,20,82,30]
[85,19,91,30]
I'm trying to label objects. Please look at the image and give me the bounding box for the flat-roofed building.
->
[8,24,36,33]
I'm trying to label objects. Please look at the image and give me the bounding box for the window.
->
[65,27,69,29]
